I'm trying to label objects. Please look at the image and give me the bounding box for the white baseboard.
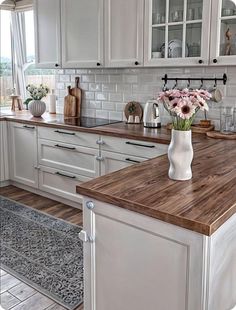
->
[0,180,10,188]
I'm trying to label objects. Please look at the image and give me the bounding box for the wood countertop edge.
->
[2,116,170,144]
[76,185,212,236]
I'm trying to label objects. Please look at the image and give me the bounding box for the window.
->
[0,9,55,110]
[0,10,13,110]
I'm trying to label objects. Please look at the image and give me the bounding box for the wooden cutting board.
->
[70,77,82,118]
[64,86,77,117]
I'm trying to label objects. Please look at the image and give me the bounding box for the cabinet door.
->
[34,0,61,68]
[61,0,104,68]
[38,139,100,178]
[210,0,236,65]
[0,121,9,182]
[9,123,38,188]
[144,0,211,67]
[100,151,146,175]
[82,198,205,310]
[105,0,144,67]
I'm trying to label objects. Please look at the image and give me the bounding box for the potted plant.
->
[158,88,211,181]
[26,84,50,117]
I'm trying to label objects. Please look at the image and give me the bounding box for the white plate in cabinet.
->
[38,139,100,178]
[100,151,147,175]
[38,126,98,148]
[100,136,168,159]
[39,166,91,203]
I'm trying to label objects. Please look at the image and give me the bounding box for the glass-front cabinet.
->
[211,0,236,65]
[144,0,211,66]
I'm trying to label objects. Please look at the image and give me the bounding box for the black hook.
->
[173,78,178,89]
[214,77,217,88]
[187,78,191,88]
[199,78,204,89]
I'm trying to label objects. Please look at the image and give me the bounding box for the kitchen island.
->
[77,135,236,310]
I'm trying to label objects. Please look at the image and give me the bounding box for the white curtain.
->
[11,11,27,99]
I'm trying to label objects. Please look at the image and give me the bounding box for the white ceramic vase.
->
[168,129,193,181]
[29,100,46,117]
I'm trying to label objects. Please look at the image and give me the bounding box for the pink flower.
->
[175,98,196,119]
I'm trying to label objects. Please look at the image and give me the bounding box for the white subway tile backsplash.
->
[55,66,236,129]
[95,92,109,101]
[102,101,116,111]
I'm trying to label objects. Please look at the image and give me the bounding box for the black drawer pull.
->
[23,125,35,129]
[125,158,141,164]
[55,144,76,150]
[55,172,76,179]
[125,141,155,148]
[54,130,75,135]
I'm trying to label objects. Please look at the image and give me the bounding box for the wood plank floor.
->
[0,185,84,310]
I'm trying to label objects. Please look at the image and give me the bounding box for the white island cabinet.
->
[0,121,9,185]
[80,197,236,310]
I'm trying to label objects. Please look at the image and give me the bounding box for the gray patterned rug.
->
[0,196,83,310]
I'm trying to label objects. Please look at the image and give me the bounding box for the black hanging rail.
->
[162,73,228,86]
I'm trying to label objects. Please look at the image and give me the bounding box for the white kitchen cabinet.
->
[0,121,9,184]
[38,165,91,203]
[61,0,104,68]
[104,0,144,67]
[144,0,212,67]
[38,139,100,178]
[81,198,205,310]
[8,122,38,188]
[34,0,61,68]
[210,0,236,65]
[100,151,146,175]
[81,197,236,310]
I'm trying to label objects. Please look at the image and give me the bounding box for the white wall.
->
[55,66,236,129]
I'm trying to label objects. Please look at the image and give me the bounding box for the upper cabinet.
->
[34,0,61,68]
[210,0,236,65]
[144,0,212,66]
[61,0,104,68]
[104,0,144,67]
[34,0,236,68]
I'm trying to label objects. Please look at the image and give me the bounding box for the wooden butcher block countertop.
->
[77,136,236,236]
[0,111,170,144]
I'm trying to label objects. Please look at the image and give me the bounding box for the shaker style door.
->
[210,0,236,65]
[61,0,104,68]
[34,0,61,68]
[144,0,211,66]
[104,0,144,67]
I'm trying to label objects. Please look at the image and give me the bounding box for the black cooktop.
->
[51,117,122,128]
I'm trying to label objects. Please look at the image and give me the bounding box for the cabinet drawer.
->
[38,126,98,147]
[38,139,100,178]
[100,136,168,159]
[101,151,147,175]
[39,166,91,203]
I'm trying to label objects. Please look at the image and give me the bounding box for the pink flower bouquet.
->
[158,88,212,131]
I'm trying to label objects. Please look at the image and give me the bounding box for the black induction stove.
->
[49,117,122,128]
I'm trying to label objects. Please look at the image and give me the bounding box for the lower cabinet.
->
[8,122,38,188]
[0,121,9,183]
[38,166,91,202]
[100,151,146,175]
[81,198,205,310]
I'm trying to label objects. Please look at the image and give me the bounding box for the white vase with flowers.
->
[26,84,50,117]
[158,88,211,181]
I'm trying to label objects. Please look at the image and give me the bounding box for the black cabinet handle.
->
[55,144,76,150]
[135,61,139,65]
[125,158,141,164]
[54,130,75,135]
[198,59,203,64]
[23,125,35,129]
[55,171,76,179]
[213,58,218,63]
[55,63,59,67]
[97,62,101,66]
[125,141,155,148]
